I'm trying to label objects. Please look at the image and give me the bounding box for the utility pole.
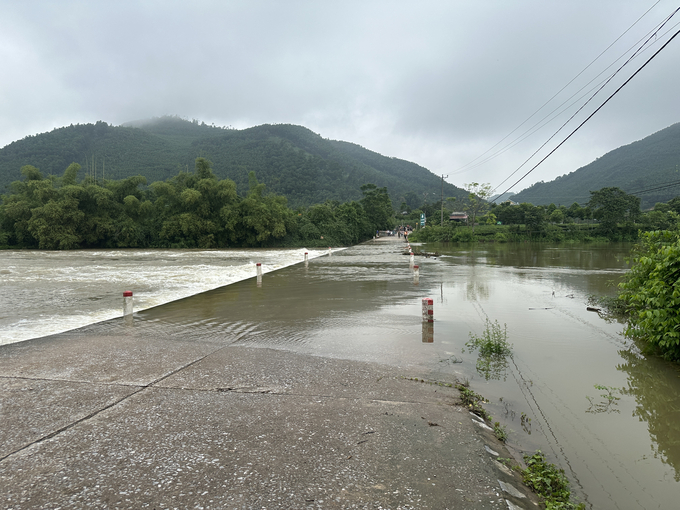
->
[441,174,448,226]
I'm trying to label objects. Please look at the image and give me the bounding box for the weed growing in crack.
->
[456,384,490,420]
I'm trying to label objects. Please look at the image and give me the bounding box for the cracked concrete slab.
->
[156,344,458,405]
[0,378,137,459]
[0,334,221,386]
[1,334,542,509]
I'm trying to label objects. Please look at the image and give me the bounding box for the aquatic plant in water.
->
[465,319,512,381]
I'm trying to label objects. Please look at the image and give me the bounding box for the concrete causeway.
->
[1,237,542,509]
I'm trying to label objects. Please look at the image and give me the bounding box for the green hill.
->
[0,116,466,208]
[511,122,680,209]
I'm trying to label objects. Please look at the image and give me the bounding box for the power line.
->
[627,179,680,195]
[465,18,680,178]
[452,1,663,176]
[492,23,680,203]
[507,177,680,206]
[493,7,680,197]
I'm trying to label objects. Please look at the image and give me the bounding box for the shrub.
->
[522,451,585,509]
[618,229,680,360]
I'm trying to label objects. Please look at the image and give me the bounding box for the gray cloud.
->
[1,0,679,193]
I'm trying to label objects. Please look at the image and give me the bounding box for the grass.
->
[455,383,490,420]
[493,421,508,442]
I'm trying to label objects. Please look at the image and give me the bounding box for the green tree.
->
[463,182,492,232]
[522,203,546,236]
[494,202,523,225]
[588,187,641,234]
[360,184,393,232]
[0,158,388,250]
[566,202,584,221]
[336,201,371,244]
[549,208,565,224]
[151,158,239,248]
[61,163,81,187]
[667,196,680,214]
[237,171,292,246]
[27,184,85,249]
[0,169,57,246]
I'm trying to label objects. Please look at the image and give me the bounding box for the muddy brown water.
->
[6,240,680,508]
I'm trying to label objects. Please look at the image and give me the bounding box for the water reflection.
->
[474,353,510,381]
[422,321,433,343]
[465,280,489,301]
[434,242,633,270]
[618,347,680,481]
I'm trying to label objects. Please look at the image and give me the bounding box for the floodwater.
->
[0,247,328,345]
[2,240,680,509]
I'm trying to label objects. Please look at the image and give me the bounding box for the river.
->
[1,240,679,509]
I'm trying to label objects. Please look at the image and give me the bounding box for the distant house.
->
[449,212,468,222]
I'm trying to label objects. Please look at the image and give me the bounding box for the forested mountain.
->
[0,116,466,208]
[511,122,680,209]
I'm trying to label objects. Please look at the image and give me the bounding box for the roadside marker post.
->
[421,297,433,322]
[123,290,133,324]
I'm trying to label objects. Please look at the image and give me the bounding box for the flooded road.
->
[0,248,327,344]
[3,239,680,508]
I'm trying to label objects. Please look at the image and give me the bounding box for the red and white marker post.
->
[123,290,133,323]
[256,263,263,285]
[421,297,433,322]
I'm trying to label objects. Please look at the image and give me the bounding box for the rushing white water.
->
[0,248,330,345]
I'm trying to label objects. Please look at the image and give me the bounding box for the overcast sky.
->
[2,0,679,194]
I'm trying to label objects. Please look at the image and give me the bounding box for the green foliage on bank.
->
[0,158,394,250]
[618,228,680,361]
[522,451,585,510]
[408,187,680,244]
[407,223,612,244]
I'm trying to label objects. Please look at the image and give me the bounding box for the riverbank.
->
[0,327,542,509]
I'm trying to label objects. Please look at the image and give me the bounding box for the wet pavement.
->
[0,237,543,509]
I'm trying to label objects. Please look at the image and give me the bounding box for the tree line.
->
[0,158,394,250]
[409,184,680,243]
